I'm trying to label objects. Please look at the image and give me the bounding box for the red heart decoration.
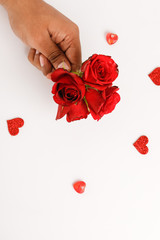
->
[73,181,86,194]
[7,118,24,136]
[148,67,160,85]
[106,33,118,45]
[133,136,149,155]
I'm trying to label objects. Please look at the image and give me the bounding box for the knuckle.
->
[67,23,79,39]
[72,23,79,35]
[48,50,63,63]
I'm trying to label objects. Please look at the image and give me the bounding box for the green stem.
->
[83,96,90,112]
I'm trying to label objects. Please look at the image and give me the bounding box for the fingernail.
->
[40,55,45,67]
[36,50,39,54]
[57,62,70,70]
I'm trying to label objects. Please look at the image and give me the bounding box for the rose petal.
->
[102,92,120,114]
[51,69,70,83]
[85,88,105,114]
[102,86,119,98]
[56,105,70,120]
[81,59,90,73]
[66,100,89,122]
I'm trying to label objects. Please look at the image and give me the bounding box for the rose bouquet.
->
[50,54,120,122]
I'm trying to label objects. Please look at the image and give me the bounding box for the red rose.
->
[82,54,118,90]
[51,69,86,106]
[85,86,120,120]
[56,100,90,122]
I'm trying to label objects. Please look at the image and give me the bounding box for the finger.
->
[46,72,52,80]
[28,48,41,70]
[39,54,53,75]
[28,49,52,75]
[28,48,36,64]
[37,35,71,71]
[65,38,82,72]
[56,26,82,72]
[34,51,41,69]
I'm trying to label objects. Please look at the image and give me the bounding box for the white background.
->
[0,0,160,239]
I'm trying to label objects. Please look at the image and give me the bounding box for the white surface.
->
[0,0,160,239]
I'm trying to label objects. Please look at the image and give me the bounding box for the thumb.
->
[38,38,71,71]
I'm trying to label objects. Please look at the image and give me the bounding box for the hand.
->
[3,0,82,75]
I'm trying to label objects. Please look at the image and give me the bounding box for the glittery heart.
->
[106,33,118,45]
[133,136,149,155]
[148,67,160,85]
[7,118,24,136]
[73,181,86,194]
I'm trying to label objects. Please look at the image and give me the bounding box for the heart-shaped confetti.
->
[106,33,118,45]
[133,136,149,155]
[73,181,86,194]
[148,67,160,85]
[7,118,24,136]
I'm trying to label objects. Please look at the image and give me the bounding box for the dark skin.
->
[0,0,82,76]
